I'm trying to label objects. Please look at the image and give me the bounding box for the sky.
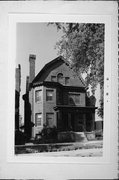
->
[16,23,63,123]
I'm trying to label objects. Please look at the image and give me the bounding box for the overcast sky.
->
[16,23,63,122]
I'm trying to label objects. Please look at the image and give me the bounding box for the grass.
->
[15,140,103,154]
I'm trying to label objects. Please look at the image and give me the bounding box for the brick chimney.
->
[26,76,29,92]
[15,64,21,93]
[29,54,36,83]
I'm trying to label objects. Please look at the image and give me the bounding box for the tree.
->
[52,23,104,118]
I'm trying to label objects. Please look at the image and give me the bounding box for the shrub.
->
[15,130,27,145]
[38,125,58,143]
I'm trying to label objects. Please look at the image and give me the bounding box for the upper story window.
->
[51,76,56,82]
[46,89,54,101]
[75,94,81,104]
[35,113,42,126]
[65,77,70,85]
[68,93,81,105]
[57,73,63,84]
[35,90,42,103]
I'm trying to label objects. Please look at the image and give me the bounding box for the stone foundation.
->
[58,131,88,142]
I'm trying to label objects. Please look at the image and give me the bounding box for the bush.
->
[15,130,27,145]
[37,125,58,143]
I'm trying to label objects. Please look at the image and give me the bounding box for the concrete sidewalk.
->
[19,147,103,157]
[16,140,103,157]
[18,140,103,147]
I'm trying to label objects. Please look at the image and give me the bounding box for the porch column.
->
[68,113,72,130]
[91,112,95,131]
[83,114,86,132]
[57,111,62,131]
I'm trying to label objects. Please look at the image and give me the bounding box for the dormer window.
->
[51,76,56,82]
[57,73,63,84]
[65,77,70,85]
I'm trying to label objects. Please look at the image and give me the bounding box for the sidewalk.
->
[16,140,103,157]
[20,146,102,157]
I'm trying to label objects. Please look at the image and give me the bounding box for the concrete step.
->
[74,132,88,142]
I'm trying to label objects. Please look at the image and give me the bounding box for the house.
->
[23,55,97,140]
[15,64,21,131]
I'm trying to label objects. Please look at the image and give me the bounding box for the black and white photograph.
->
[0,1,118,180]
[15,22,104,157]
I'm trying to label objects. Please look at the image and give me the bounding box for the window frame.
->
[35,89,42,103]
[51,75,56,82]
[35,113,42,127]
[46,89,54,101]
[46,113,54,127]
[57,73,63,84]
[65,77,70,85]
[68,92,81,105]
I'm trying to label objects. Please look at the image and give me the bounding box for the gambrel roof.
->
[31,56,86,88]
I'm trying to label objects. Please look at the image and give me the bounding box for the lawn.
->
[15,140,103,155]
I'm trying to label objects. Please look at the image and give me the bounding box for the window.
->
[46,90,54,101]
[35,90,42,102]
[57,73,63,84]
[75,94,80,104]
[69,94,75,105]
[35,113,42,126]
[51,76,56,82]
[65,77,70,85]
[46,113,54,127]
[68,93,80,105]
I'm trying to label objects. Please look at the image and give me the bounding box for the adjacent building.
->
[23,55,97,139]
[15,64,21,131]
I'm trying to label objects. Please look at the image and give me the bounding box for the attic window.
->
[65,77,70,85]
[57,73,63,84]
[51,76,56,82]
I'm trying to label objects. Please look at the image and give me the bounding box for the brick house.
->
[15,64,21,131]
[23,55,97,139]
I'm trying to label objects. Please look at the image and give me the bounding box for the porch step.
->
[74,132,88,142]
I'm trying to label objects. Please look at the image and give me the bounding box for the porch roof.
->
[54,105,97,113]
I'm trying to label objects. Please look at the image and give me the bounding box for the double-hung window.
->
[46,113,54,127]
[35,90,42,103]
[35,113,42,126]
[46,89,54,101]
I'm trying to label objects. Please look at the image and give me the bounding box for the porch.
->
[54,105,97,142]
